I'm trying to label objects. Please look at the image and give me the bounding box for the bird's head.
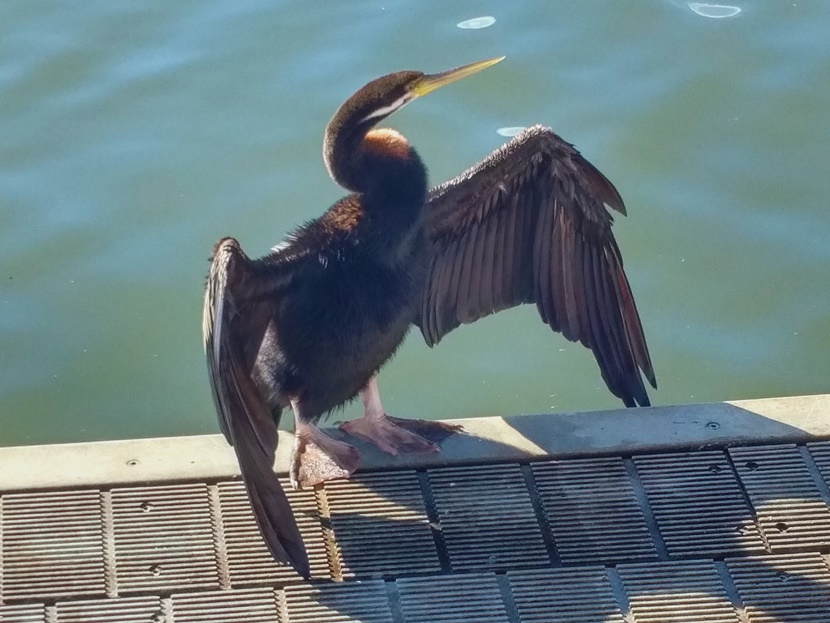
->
[330,57,504,135]
[324,57,504,190]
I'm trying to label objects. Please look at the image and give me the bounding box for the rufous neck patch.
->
[363,128,411,160]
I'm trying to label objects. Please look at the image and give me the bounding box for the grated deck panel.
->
[507,566,625,623]
[531,457,657,564]
[726,552,830,623]
[325,471,441,578]
[633,451,767,557]
[617,560,740,623]
[428,464,550,571]
[728,445,830,551]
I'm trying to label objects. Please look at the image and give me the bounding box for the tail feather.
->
[233,411,310,578]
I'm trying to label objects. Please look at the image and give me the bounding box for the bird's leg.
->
[339,376,464,455]
[290,400,361,490]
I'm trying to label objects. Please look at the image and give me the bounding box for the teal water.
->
[2,1,829,446]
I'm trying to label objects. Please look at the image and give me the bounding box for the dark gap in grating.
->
[383,577,405,623]
[415,470,452,573]
[603,566,632,623]
[799,445,830,506]
[723,449,773,553]
[519,463,561,566]
[713,560,750,623]
[495,571,522,623]
[622,458,670,561]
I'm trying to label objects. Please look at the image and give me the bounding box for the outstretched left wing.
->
[202,237,310,577]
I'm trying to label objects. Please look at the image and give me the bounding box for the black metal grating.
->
[729,445,830,551]
[1,441,829,620]
[1,490,106,600]
[55,595,163,623]
[397,573,510,623]
[217,479,330,585]
[172,586,280,623]
[507,566,625,623]
[807,441,830,489]
[0,603,47,623]
[283,580,393,623]
[618,560,740,623]
[634,451,766,557]
[325,471,441,578]
[727,552,830,623]
[110,484,219,593]
[532,457,657,564]
[428,464,549,571]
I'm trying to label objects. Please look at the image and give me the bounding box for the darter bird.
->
[203,57,656,578]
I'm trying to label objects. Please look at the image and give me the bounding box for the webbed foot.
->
[338,376,464,455]
[290,423,361,489]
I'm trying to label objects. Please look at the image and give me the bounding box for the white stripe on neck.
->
[359,93,413,124]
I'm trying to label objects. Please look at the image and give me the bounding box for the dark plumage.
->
[202,58,656,578]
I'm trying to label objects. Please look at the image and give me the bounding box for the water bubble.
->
[687,3,742,18]
[665,0,742,18]
[457,16,496,29]
[496,126,527,137]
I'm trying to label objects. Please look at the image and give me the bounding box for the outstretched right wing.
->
[419,126,655,407]
[202,237,309,578]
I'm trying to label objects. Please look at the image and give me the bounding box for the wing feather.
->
[458,220,480,324]
[512,179,532,304]
[443,239,464,336]
[419,125,656,406]
[202,238,310,577]
[537,195,557,329]
[551,206,569,338]
[479,202,498,315]
[502,185,520,308]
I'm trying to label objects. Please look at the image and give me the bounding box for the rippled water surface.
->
[2,1,829,446]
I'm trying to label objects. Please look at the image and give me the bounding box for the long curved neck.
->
[323,112,369,192]
[323,115,427,199]
[323,121,429,262]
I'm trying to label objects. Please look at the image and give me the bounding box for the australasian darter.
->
[203,57,656,578]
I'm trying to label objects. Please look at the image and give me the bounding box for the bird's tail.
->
[203,238,310,577]
[231,407,310,579]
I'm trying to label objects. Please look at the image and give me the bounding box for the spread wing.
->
[202,238,310,577]
[418,125,656,407]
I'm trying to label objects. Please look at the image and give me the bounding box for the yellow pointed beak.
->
[410,56,505,97]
